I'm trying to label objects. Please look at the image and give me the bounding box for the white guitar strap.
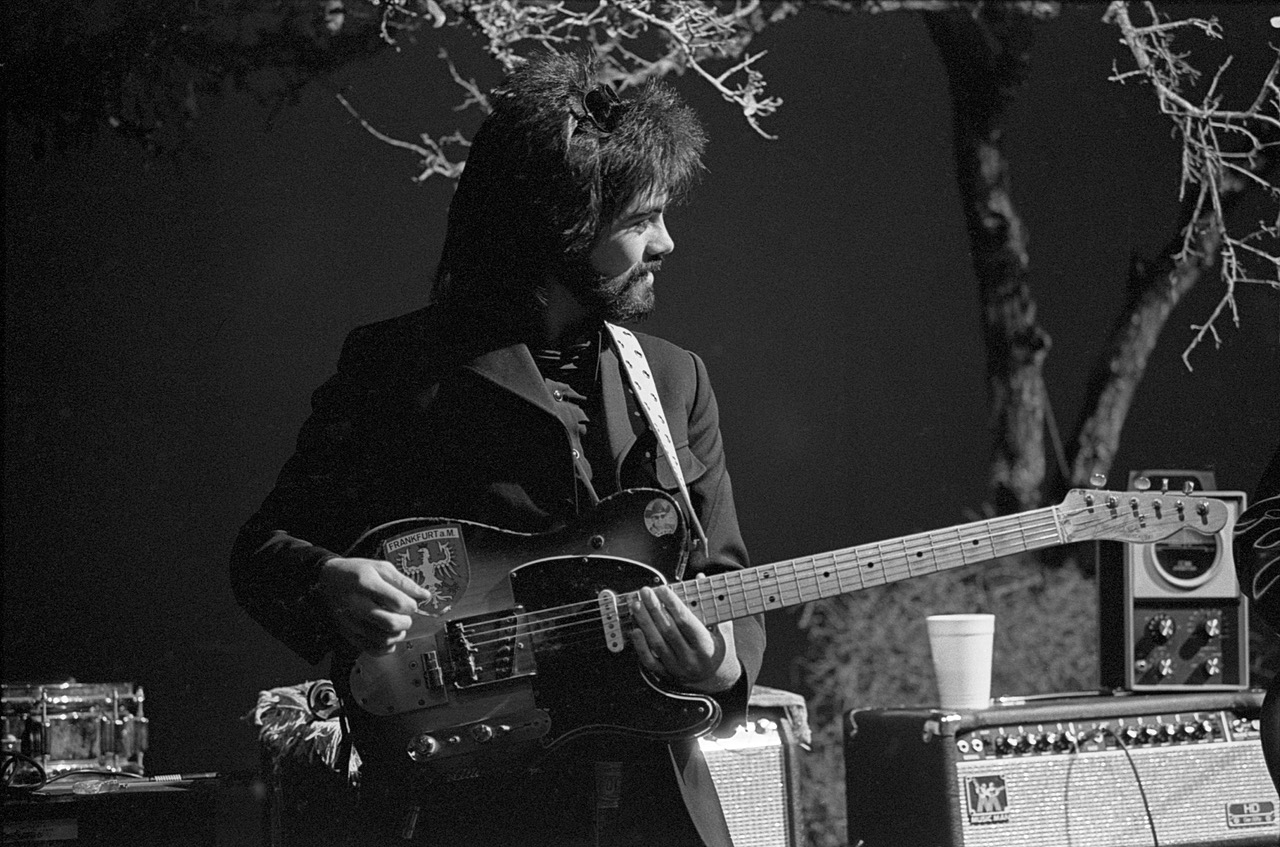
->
[604,322,709,555]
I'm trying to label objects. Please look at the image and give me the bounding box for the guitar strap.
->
[604,322,709,557]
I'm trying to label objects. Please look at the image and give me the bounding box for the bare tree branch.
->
[1105,1,1280,369]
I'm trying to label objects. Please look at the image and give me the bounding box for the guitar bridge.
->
[447,608,537,689]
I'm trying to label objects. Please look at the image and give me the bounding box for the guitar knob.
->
[407,734,442,762]
[469,723,495,744]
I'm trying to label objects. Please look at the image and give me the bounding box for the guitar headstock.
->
[1058,489,1230,544]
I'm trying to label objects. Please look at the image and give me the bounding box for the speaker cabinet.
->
[845,691,1277,847]
[1099,471,1248,691]
[700,709,806,847]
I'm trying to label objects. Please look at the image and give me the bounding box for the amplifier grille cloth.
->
[700,732,789,847]
[953,741,1276,847]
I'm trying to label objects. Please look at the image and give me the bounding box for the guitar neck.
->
[672,504,1066,626]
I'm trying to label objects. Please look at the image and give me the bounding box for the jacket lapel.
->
[463,343,558,416]
[600,345,642,475]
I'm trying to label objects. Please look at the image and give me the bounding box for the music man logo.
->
[965,775,1009,824]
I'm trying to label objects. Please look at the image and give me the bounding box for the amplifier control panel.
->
[1130,602,1241,686]
[953,706,1260,760]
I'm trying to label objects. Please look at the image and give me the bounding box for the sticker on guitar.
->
[382,525,470,616]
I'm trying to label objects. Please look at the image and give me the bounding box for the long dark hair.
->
[430,53,706,331]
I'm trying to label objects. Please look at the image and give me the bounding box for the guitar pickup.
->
[447,608,537,690]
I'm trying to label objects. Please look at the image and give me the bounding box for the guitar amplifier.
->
[845,690,1277,847]
[699,689,808,847]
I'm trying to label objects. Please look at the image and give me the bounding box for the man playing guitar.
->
[231,52,765,847]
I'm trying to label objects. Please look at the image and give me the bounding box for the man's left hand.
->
[628,582,741,693]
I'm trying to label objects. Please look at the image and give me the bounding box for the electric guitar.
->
[333,487,1230,780]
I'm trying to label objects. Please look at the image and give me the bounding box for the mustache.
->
[633,259,662,277]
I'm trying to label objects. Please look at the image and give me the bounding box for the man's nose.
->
[648,214,674,258]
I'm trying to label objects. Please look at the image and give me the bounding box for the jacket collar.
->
[463,343,557,416]
[459,333,647,472]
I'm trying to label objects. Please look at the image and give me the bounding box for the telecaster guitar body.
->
[333,489,716,781]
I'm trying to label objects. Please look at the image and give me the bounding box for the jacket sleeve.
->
[229,326,385,664]
[682,350,766,728]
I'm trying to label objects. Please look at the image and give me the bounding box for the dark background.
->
[5,4,1278,840]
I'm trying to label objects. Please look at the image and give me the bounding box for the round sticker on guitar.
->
[644,497,679,537]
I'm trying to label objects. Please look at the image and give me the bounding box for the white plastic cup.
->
[926,614,995,710]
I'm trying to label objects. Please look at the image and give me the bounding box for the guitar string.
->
[472,525,1072,656]
[452,494,1195,653]
[455,520,1065,651]
[446,501,1203,674]
[456,516,1068,649]
[451,512,1072,654]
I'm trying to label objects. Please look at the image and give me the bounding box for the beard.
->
[566,259,661,323]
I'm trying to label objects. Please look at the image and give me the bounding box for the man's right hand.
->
[318,557,432,654]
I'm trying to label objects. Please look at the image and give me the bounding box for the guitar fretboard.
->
[669,504,1065,625]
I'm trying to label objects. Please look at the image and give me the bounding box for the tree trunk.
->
[1068,216,1223,489]
[923,6,1050,514]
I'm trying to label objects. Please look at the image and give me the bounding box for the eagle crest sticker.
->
[382,524,469,616]
[644,497,679,537]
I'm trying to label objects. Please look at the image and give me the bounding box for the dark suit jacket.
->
[231,305,765,846]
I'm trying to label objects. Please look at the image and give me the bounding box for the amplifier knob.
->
[1147,615,1176,644]
[1204,657,1222,677]
[1203,617,1222,638]
[1122,726,1142,744]
[470,723,496,743]
[993,735,1014,755]
[407,734,442,762]
[1157,658,1175,678]
[1141,726,1160,744]
[1015,734,1036,754]
[1036,733,1055,752]
[1054,731,1077,751]
[1195,719,1216,739]
[1159,724,1178,742]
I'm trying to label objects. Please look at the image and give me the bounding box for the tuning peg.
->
[1090,472,1107,489]
[1182,481,1196,495]
[1133,476,1151,491]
